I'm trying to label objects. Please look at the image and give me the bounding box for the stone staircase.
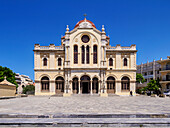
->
[1,114,170,127]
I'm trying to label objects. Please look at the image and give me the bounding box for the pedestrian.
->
[130,91,133,96]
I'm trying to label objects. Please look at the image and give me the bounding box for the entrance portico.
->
[80,75,92,94]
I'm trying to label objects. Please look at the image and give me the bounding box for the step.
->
[0,118,170,127]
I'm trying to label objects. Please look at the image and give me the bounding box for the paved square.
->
[0,95,169,115]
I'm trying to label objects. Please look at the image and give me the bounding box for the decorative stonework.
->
[34,18,137,96]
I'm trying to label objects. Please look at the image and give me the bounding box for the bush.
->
[23,85,35,95]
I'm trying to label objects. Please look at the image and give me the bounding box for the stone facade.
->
[34,18,137,96]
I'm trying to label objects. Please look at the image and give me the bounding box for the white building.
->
[15,73,34,94]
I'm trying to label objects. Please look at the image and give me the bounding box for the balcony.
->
[34,44,64,51]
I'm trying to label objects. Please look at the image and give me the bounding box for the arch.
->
[123,58,128,66]
[41,76,50,91]
[109,58,113,66]
[121,76,130,91]
[74,45,78,64]
[80,75,91,94]
[92,75,100,80]
[120,74,132,80]
[43,58,47,66]
[39,74,51,80]
[92,77,98,93]
[55,76,64,93]
[93,45,97,64]
[107,76,115,93]
[71,75,79,80]
[81,45,85,64]
[58,58,62,66]
[72,77,79,94]
[105,74,118,81]
[80,75,91,81]
[72,32,100,45]
[80,74,91,81]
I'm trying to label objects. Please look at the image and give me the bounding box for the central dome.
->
[74,18,96,28]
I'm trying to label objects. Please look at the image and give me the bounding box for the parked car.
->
[163,91,170,96]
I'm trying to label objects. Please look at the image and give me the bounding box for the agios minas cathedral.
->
[34,18,137,96]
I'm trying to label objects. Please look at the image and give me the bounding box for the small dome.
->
[74,18,96,28]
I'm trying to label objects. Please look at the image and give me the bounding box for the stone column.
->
[115,81,121,94]
[50,80,55,95]
[98,80,101,94]
[70,80,73,94]
[35,81,41,95]
[90,80,92,94]
[130,82,136,96]
[78,80,81,94]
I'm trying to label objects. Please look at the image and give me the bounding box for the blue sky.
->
[0,0,170,80]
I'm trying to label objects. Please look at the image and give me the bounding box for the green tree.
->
[0,66,18,88]
[23,85,35,94]
[142,79,161,94]
[136,73,145,84]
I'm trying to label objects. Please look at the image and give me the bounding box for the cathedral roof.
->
[74,18,96,29]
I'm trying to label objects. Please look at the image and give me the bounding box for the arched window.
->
[124,58,127,66]
[43,58,47,66]
[41,76,49,91]
[74,45,78,64]
[82,46,85,64]
[55,77,64,93]
[107,76,115,93]
[86,45,90,64]
[121,76,130,91]
[93,45,97,64]
[109,58,113,66]
[58,58,62,66]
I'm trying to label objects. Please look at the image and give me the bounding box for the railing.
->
[106,45,136,50]
[55,46,64,50]
[40,46,49,49]
[35,45,64,50]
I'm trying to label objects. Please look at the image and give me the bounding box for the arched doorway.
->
[107,76,115,93]
[41,76,50,92]
[121,76,130,91]
[92,77,98,93]
[72,77,79,94]
[55,77,64,94]
[80,75,90,94]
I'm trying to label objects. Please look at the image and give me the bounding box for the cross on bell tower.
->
[83,13,87,18]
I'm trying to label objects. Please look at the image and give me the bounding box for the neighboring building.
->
[0,77,16,97]
[137,59,161,89]
[15,73,34,94]
[157,56,170,92]
[34,18,137,96]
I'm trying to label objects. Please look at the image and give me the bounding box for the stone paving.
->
[0,95,169,115]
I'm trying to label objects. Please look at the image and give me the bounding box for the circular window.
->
[81,35,90,43]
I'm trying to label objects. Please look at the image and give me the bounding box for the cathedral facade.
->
[34,18,137,96]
